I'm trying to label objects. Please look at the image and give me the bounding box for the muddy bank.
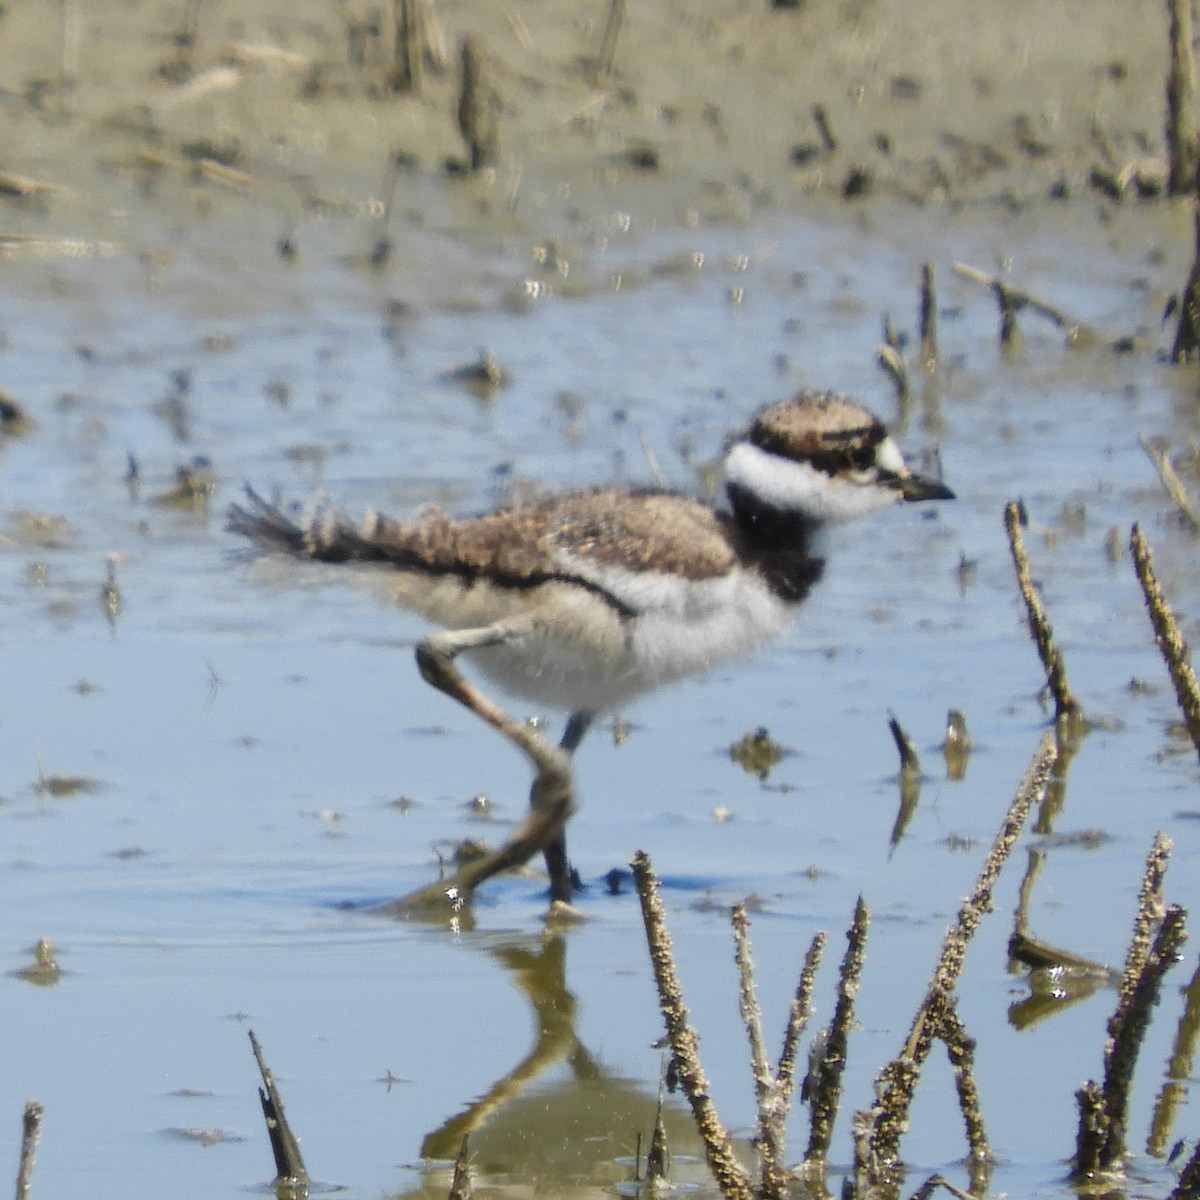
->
[0,0,1185,259]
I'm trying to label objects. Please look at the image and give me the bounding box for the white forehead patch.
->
[724,440,904,522]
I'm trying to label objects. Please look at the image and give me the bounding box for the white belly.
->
[467,564,793,714]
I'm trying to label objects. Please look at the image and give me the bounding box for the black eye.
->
[849,445,874,471]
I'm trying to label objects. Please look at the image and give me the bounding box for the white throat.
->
[723,440,904,523]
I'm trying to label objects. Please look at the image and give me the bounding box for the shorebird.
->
[228,390,952,909]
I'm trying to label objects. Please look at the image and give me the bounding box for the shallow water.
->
[1,186,1199,1200]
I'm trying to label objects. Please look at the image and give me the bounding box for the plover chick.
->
[228,390,953,909]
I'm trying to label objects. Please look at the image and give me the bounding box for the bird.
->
[228,390,953,911]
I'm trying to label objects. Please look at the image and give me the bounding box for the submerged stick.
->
[919,262,937,370]
[1139,436,1200,531]
[864,728,1059,1174]
[1004,501,1081,724]
[249,1030,308,1186]
[1130,523,1200,758]
[457,37,498,171]
[631,852,754,1200]
[1173,192,1200,362]
[953,262,1091,347]
[595,0,626,83]
[1146,953,1200,1156]
[449,1135,472,1200]
[805,896,869,1166]
[14,1100,43,1200]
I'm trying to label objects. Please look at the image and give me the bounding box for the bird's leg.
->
[542,711,593,902]
[383,617,575,913]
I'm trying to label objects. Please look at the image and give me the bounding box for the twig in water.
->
[1130,523,1200,758]
[1166,0,1197,196]
[1071,835,1187,1180]
[1004,501,1082,725]
[595,0,626,83]
[1139,436,1200,532]
[1172,178,1200,361]
[390,0,421,92]
[876,342,909,405]
[731,903,786,1196]
[1146,953,1200,1156]
[631,852,754,1200]
[805,896,869,1167]
[861,728,1059,1177]
[15,1100,43,1200]
[449,1135,472,1200]
[919,263,937,370]
[457,38,499,171]
[887,712,921,775]
[776,933,825,1104]
[249,1030,308,1187]
[935,994,990,1167]
[952,261,1093,348]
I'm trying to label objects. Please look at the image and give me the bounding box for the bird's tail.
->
[227,486,388,564]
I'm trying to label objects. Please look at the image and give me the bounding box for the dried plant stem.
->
[1130,523,1200,758]
[595,0,626,83]
[863,728,1059,1175]
[1173,195,1200,361]
[936,995,990,1164]
[449,1135,472,1200]
[1139,436,1200,531]
[919,262,937,369]
[1169,1134,1200,1200]
[631,852,754,1200]
[876,342,909,405]
[806,896,870,1166]
[952,261,1090,347]
[15,1100,43,1200]
[249,1030,308,1186]
[1166,0,1197,196]
[1072,855,1188,1183]
[777,933,825,1101]
[391,0,421,92]
[458,37,498,171]
[1147,953,1200,1156]
[731,903,786,1196]
[1004,501,1081,723]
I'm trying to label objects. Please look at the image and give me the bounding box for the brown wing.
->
[230,486,736,584]
[363,488,735,581]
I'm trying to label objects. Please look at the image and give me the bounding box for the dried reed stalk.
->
[631,852,754,1200]
[1138,436,1200,531]
[1130,523,1200,757]
[1169,1133,1200,1200]
[1074,902,1188,1178]
[732,902,787,1196]
[249,1030,308,1186]
[919,263,937,370]
[952,262,1089,347]
[1166,0,1197,196]
[862,728,1059,1175]
[776,933,825,1107]
[1072,835,1188,1180]
[1172,159,1200,360]
[935,994,990,1164]
[1004,502,1081,724]
[458,37,498,171]
[449,1135,472,1200]
[595,0,626,83]
[14,1100,43,1200]
[1146,953,1200,1156]
[805,897,870,1166]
